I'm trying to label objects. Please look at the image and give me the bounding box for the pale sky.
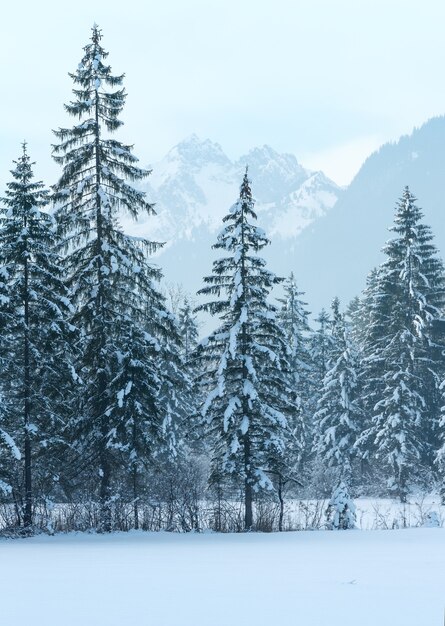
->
[1,0,445,187]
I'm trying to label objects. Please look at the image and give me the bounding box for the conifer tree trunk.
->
[240,201,253,531]
[278,475,284,532]
[23,241,32,528]
[133,467,139,530]
[132,419,139,530]
[398,467,408,504]
[94,82,111,533]
[243,433,253,531]
[98,417,112,531]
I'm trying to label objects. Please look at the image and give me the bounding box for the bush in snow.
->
[325,481,356,530]
[423,511,441,528]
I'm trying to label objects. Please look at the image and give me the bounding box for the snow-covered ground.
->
[1,527,444,626]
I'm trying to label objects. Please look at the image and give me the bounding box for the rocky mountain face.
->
[122,134,342,302]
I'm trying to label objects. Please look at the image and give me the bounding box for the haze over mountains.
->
[124,116,445,317]
[291,115,445,312]
[123,134,341,305]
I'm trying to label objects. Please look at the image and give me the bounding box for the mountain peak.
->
[168,134,231,168]
[242,144,282,161]
[130,135,342,303]
[235,145,310,202]
[239,144,300,168]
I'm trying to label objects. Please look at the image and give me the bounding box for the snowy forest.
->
[1,25,445,536]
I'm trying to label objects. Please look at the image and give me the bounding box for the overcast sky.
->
[1,0,445,187]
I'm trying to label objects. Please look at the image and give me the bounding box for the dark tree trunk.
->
[133,466,139,530]
[24,432,32,528]
[398,467,408,504]
[99,413,112,532]
[278,475,284,532]
[239,196,254,532]
[23,229,32,529]
[94,79,112,533]
[214,474,222,532]
[243,435,253,531]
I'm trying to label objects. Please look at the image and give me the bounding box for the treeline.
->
[0,25,444,535]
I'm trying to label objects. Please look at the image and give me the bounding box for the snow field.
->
[1,527,444,626]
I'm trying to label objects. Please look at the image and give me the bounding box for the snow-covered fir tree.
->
[353,268,387,469]
[110,311,185,528]
[309,308,334,383]
[195,169,296,530]
[308,308,336,480]
[177,297,203,449]
[313,300,361,487]
[359,188,445,502]
[0,250,20,502]
[436,385,445,503]
[0,144,75,529]
[52,25,184,530]
[276,273,311,464]
[325,481,356,530]
[345,296,362,346]
[330,297,344,345]
[436,390,445,503]
[179,297,199,361]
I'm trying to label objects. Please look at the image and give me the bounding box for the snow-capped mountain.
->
[123,135,342,297]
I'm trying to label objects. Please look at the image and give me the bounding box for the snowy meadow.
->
[1,526,444,626]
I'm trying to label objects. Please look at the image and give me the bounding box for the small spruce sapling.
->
[325,481,356,530]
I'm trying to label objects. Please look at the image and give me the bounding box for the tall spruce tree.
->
[353,268,387,470]
[437,387,445,503]
[178,297,203,450]
[0,255,20,501]
[330,297,344,344]
[277,273,312,466]
[313,301,361,486]
[359,188,445,501]
[309,308,334,383]
[0,144,74,529]
[178,297,199,362]
[195,170,296,530]
[308,308,335,476]
[110,311,184,529]
[52,25,183,530]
